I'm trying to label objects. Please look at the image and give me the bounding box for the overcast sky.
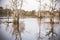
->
[0,0,60,11]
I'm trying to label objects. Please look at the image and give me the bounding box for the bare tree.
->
[9,0,24,40]
[45,0,59,40]
[37,0,44,40]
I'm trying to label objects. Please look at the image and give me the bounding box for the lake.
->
[0,17,60,40]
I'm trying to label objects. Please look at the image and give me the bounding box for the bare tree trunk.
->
[19,32,22,40]
[6,10,9,30]
[37,0,43,40]
[50,13,54,40]
[18,0,23,40]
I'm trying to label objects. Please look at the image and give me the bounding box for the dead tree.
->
[45,0,59,40]
[9,0,24,40]
[37,0,44,40]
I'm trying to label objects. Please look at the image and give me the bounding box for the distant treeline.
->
[0,7,60,18]
[0,7,13,17]
[0,7,35,17]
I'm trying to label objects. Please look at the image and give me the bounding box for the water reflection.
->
[0,17,60,40]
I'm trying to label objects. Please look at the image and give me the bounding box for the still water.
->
[0,17,60,40]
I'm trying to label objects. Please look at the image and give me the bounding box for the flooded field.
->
[0,17,60,40]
